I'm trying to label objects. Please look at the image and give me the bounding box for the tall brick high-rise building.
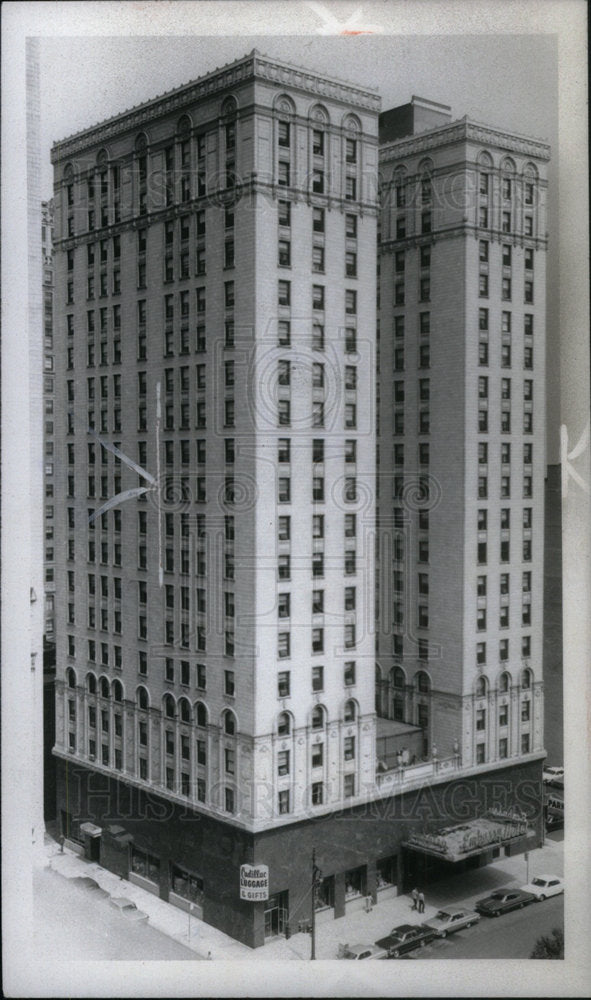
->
[376,97,549,770]
[51,61,547,948]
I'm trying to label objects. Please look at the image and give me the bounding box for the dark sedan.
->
[375,923,435,958]
[475,889,536,917]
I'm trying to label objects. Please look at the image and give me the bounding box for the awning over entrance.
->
[404,811,535,863]
[79,822,102,838]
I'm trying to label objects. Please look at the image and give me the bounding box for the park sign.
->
[239,864,269,901]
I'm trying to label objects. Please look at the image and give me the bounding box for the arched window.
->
[521,668,532,690]
[134,132,148,153]
[311,705,325,730]
[112,679,123,703]
[344,700,357,723]
[66,667,77,689]
[86,672,97,694]
[179,698,191,724]
[222,709,236,735]
[277,712,291,736]
[475,676,488,698]
[96,148,109,167]
[499,671,511,693]
[177,113,192,134]
[308,102,330,125]
[416,671,430,694]
[195,701,208,728]
[100,676,110,699]
[393,667,405,689]
[163,693,176,718]
[221,95,238,117]
[342,112,361,132]
[136,686,149,710]
[477,150,494,168]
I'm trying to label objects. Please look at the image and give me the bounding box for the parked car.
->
[70,876,110,898]
[109,897,149,922]
[375,923,435,958]
[339,943,388,960]
[520,875,564,901]
[475,889,536,917]
[543,765,564,783]
[421,906,480,937]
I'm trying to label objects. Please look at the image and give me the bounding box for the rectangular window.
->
[277,671,290,697]
[278,200,291,227]
[311,665,324,693]
[313,207,325,233]
[278,239,291,267]
[278,121,290,147]
[278,161,290,187]
[346,213,357,238]
[278,280,291,307]
[313,285,325,310]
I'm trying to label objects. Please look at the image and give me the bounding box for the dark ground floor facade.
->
[56,755,543,948]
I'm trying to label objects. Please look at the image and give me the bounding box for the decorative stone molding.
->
[380,119,550,164]
[51,51,379,163]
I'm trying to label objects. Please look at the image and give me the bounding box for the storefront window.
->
[315,874,334,911]
[130,845,160,884]
[345,866,366,900]
[376,856,397,889]
[171,864,204,906]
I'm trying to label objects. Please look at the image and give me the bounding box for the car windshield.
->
[434,912,450,921]
[531,878,546,886]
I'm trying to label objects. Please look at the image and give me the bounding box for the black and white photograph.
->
[2,2,589,996]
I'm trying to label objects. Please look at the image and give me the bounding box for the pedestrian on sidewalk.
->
[410,887,419,910]
[418,890,425,914]
[59,834,65,854]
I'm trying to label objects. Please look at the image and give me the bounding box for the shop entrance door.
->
[264,892,288,938]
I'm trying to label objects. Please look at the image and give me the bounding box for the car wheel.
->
[392,949,400,958]
[519,902,524,909]
[539,895,546,902]
[493,911,499,917]
[466,922,472,928]
[440,931,447,939]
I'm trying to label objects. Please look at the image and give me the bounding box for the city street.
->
[419,895,564,959]
[33,867,200,961]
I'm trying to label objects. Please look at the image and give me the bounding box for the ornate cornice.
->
[380,119,551,165]
[252,52,380,112]
[51,50,380,164]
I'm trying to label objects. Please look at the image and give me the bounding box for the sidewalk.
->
[40,831,563,961]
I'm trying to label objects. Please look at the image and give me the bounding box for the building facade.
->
[42,199,56,643]
[51,63,547,948]
[376,98,549,769]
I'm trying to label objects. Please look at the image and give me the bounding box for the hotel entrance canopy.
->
[404,811,537,863]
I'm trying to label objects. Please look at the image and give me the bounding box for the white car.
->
[339,943,388,960]
[109,897,149,922]
[421,906,480,937]
[543,765,564,783]
[521,875,564,901]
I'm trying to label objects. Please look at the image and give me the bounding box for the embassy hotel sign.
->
[239,864,269,901]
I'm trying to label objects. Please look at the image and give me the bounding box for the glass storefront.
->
[315,874,335,911]
[377,855,397,890]
[130,845,160,885]
[264,891,288,937]
[344,866,366,900]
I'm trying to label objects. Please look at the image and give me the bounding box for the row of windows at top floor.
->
[382,153,541,205]
[59,98,364,178]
